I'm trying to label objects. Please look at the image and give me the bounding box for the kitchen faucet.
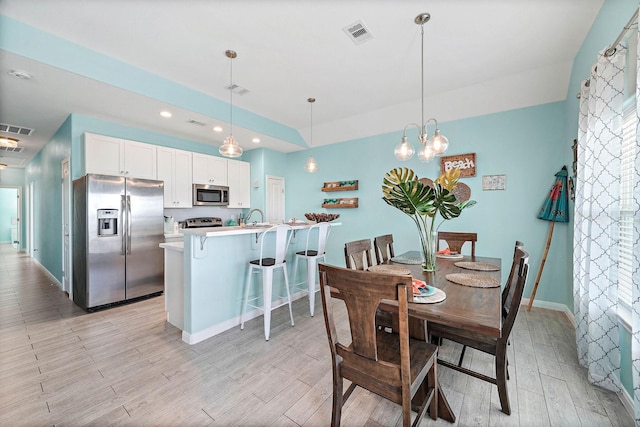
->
[244,208,264,224]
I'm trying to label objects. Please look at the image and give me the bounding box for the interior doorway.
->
[62,158,71,296]
[0,186,21,250]
[265,176,285,223]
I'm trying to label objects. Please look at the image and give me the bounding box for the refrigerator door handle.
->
[126,195,132,255]
[121,195,126,255]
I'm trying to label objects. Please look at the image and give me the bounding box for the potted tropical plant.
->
[382,167,476,271]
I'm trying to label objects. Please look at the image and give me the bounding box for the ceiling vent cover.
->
[0,123,34,136]
[0,146,23,153]
[225,84,249,96]
[343,20,373,45]
[187,119,206,126]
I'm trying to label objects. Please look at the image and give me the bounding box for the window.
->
[618,106,636,310]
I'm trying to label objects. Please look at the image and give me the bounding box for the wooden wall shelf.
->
[322,180,358,192]
[322,198,358,209]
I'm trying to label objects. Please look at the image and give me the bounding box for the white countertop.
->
[181,222,334,237]
[159,241,184,252]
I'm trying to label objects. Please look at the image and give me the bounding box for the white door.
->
[27,181,34,257]
[266,176,285,223]
[62,159,71,296]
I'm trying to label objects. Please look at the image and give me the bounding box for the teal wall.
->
[286,102,569,306]
[0,188,17,243]
[24,116,72,279]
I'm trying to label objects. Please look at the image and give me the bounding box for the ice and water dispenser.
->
[97,209,118,236]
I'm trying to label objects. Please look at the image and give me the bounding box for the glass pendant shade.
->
[219,134,243,158]
[0,137,18,148]
[305,156,318,172]
[418,143,436,162]
[394,136,415,160]
[431,130,449,155]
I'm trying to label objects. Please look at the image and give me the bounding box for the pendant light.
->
[394,13,449,162]
[219,49,243,158]
[305,97,319,173]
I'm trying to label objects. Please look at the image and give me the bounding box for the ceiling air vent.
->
[0,146,23,153]
[0,123,34,136]
[225,84,249,96]
[187,119,206,127]
[343,20,373,45]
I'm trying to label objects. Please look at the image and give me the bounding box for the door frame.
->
[61,158,72,297]
[0,185,22,251]
[265,175,285,223]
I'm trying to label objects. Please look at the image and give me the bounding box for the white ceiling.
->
[0,0,604,168]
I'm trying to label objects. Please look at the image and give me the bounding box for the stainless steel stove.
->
[184,217,223,228]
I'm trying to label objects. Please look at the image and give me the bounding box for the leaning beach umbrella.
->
[527,166,570,311]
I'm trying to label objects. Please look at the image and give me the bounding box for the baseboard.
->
[33,257,62,289]
[618,387,635,421]
[181,290,310,345]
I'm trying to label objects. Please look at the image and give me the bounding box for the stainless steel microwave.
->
[192,184,229,206]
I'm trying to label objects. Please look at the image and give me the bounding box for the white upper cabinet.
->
[227,159,250,208]
[85,133,157,180]
[157,147,193,208]
[192,153,228,186]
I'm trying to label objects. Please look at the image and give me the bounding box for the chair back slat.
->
[502,240,525,314]
[258,225,293,265]
[374,234,395,264]
[501,248,529,340]
[305,222,331,256]
[344,239,374,270]
[319,264,410,362]
[437,231,477,256]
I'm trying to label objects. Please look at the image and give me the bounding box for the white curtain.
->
[574,44,625,394]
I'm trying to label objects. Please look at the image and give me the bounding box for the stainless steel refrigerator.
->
[73,174,164,310]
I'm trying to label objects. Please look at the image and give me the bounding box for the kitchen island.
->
[161,222,340,344]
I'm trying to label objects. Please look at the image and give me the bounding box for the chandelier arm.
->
[402,122,422,138]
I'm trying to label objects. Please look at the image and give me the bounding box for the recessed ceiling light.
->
[160,111,172,118]
[0,163,7,170]
[8,69,32,79]
[252,138,261,144]
[213,126,223,132]
[0,136,19,148]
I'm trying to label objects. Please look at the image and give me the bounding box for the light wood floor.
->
[0,243,633,426]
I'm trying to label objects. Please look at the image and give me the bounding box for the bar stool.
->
[240,224,294,340]
[291,222,331,316]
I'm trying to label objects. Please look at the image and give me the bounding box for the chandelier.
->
[219,50,243,158]
[394,13,449,162]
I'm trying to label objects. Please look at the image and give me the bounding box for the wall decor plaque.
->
[440,153,476,177]
[482,175,506,190]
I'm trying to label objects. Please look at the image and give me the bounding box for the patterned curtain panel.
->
[634,24,640,425]
[574,45,625,393]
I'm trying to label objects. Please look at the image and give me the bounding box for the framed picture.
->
[482,175,506,190]
[440,153,476,177]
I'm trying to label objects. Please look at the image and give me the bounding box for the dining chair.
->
[344,239,394,329]
[373,234,395,264]
[240,224,295,340]
[291,222,332,316]
[344,238,375,270]
[427,248,529,415]
[318,263,438,427]
[437,231,477,256]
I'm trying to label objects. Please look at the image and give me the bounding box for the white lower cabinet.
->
[157,147,193,208]
[227,159,250,208]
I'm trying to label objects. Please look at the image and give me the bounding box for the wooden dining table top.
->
[381,254,503,338]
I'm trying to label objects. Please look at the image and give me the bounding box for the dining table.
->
[377,250,503,423]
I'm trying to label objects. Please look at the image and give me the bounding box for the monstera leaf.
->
[382,167,476,227]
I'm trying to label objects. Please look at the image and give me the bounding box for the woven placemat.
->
[454,261,500,271]
[436,253,464,259]
[445,273,500,288]
[390,251,423,265]
[412,287,446,304]
[368,264,411,275]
